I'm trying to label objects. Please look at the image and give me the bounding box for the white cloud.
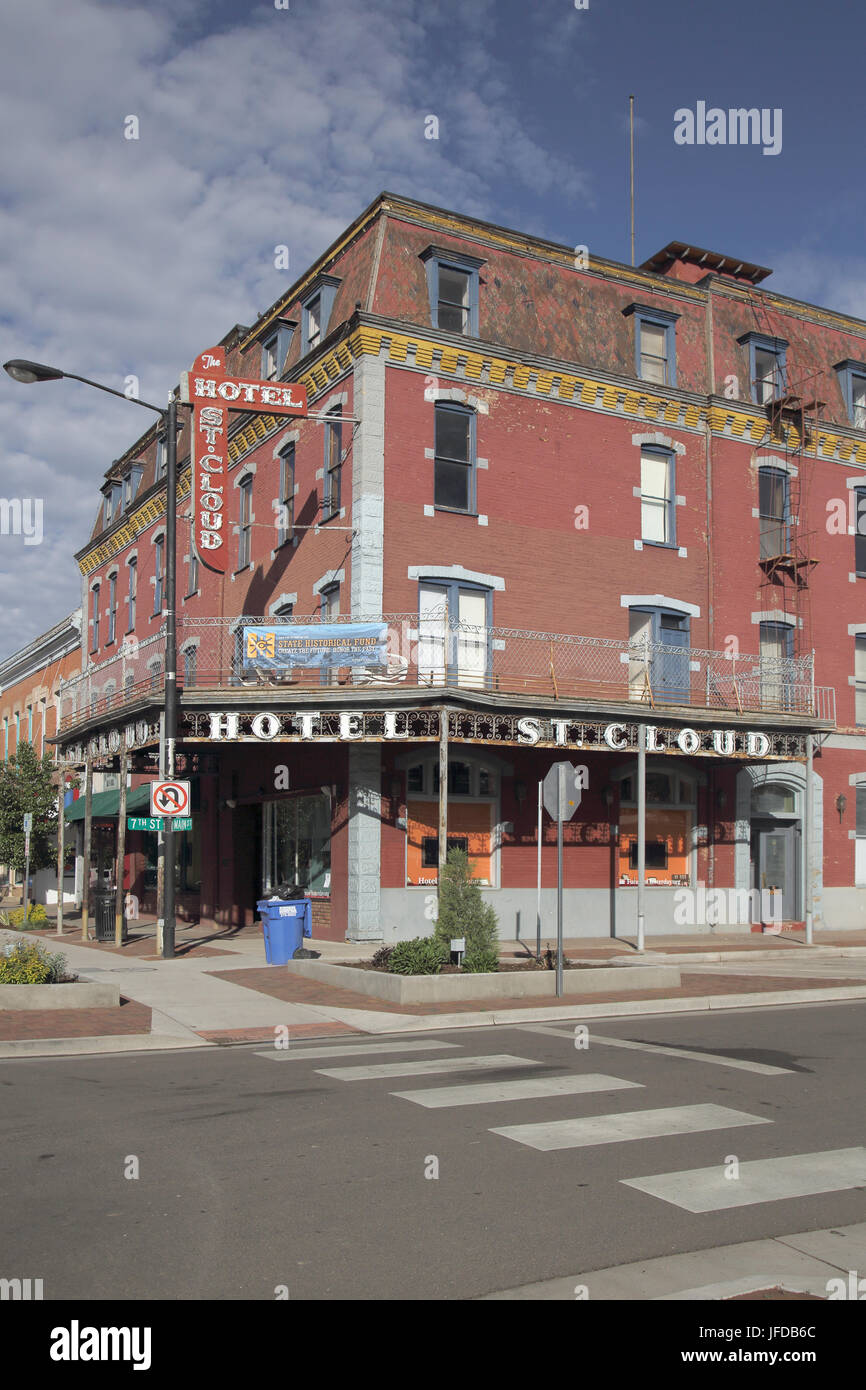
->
[0,0,592,656]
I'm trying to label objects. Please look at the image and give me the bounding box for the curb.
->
[481,1222,866,1300]
[2,984,864,1056]
[0,1033,214,1059]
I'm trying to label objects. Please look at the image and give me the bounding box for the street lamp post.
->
[4,358,180,959]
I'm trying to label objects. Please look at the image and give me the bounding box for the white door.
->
[418,585,448,685]
[457,589,488,688]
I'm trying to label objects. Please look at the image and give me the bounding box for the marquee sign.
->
[179,708,808,760]
[180,347,308,575]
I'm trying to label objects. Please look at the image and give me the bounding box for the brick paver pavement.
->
[210,966,859,1017]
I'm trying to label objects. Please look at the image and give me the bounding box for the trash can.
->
[257,897,313,964]
[93,887,116,942]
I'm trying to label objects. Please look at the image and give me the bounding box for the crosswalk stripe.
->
[254,1040,461,1062]
[316,1054,540,1082]
[490,1104,771,1151]
[390,1074,643,1108]
[622,1147,866,1212]
[521,1025,793,1075]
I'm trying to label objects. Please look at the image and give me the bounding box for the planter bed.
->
[0,980,121,1011]
[285,958,681,1005]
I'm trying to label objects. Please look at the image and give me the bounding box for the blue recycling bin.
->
[257,897,313,964]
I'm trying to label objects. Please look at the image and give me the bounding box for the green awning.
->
[64,784,153,823]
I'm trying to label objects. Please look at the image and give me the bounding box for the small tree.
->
[0,742,59,878]
[432,847,499,957]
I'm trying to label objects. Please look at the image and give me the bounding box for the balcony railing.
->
[56,613,836,734]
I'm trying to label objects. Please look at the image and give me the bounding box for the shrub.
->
[460,948,499,974]
[0,940,56,984]
[388,937,449,976]
[433,848,499,964]
[370,945,394,970]
[5,903,48,929]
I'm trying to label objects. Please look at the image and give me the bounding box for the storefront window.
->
[617,768,696,887]
[403,754,499,886]
[263,794,331,894]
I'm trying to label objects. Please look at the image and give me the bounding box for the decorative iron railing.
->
[55,611,836,733]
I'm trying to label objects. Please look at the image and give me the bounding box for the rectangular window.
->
[306,295,321,351]
[324,414,342,517]
[759,468,789,559]
[856,637,866,726]
[856,488,866,576]
[91,585,100,650]
[261,325,293,381]
[183,647,197,688]
[187,545,198,596]
[127,559,137,630]
[437,266,471,334]
[754,347,780,404]
[321,584,340,621]
[639,322,669,384]
[156,437,166,479]
[105,481,122,526]
[640,449,674,544]
[434,403,474,512]
[741,333,788,406]
[238,479,253,569]
[627,305,679,387]
[854,377,866,429]
[422,250,482,336]
[124,466,144,510]
[107,574,117,644]
[263,794,332,895]
[278,444,294,544]
[153,539,163,614]
[618,808,691,886]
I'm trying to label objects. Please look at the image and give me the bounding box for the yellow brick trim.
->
[78,474,190,576]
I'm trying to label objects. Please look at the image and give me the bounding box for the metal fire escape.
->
[756,368,825,660]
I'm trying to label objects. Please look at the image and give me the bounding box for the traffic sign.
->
[542,763,584,822]
[150,780,190,817]
[22,813,33,833]
[128,816,192,832]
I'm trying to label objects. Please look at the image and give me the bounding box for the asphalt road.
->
[2,1002,865,1300]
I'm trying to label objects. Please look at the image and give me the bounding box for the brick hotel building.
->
[27,190,866,940]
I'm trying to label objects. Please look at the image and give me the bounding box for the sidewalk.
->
[1,914,866,1056]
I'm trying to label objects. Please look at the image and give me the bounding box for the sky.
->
[2,0,866,656]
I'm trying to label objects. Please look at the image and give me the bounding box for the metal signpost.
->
[541,762,583,997]
[22,813,32,920]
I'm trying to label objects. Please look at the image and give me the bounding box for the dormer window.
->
[624,304,679,387]
[261,323,294,381]
[738,332,788,405]
[300,275,340,356]
[103,482,123,527]
[124,465,144,510]
[835,360,866,429]
[421,246,484,337]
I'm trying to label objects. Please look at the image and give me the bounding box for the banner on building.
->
[243,624,388,670]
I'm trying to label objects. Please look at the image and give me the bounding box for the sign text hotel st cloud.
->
[179,346,307,575]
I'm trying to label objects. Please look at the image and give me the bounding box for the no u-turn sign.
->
[150,780,190,817]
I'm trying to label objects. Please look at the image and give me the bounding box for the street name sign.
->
[128,816,192,832]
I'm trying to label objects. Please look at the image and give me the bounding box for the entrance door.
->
[752,821,799,920]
